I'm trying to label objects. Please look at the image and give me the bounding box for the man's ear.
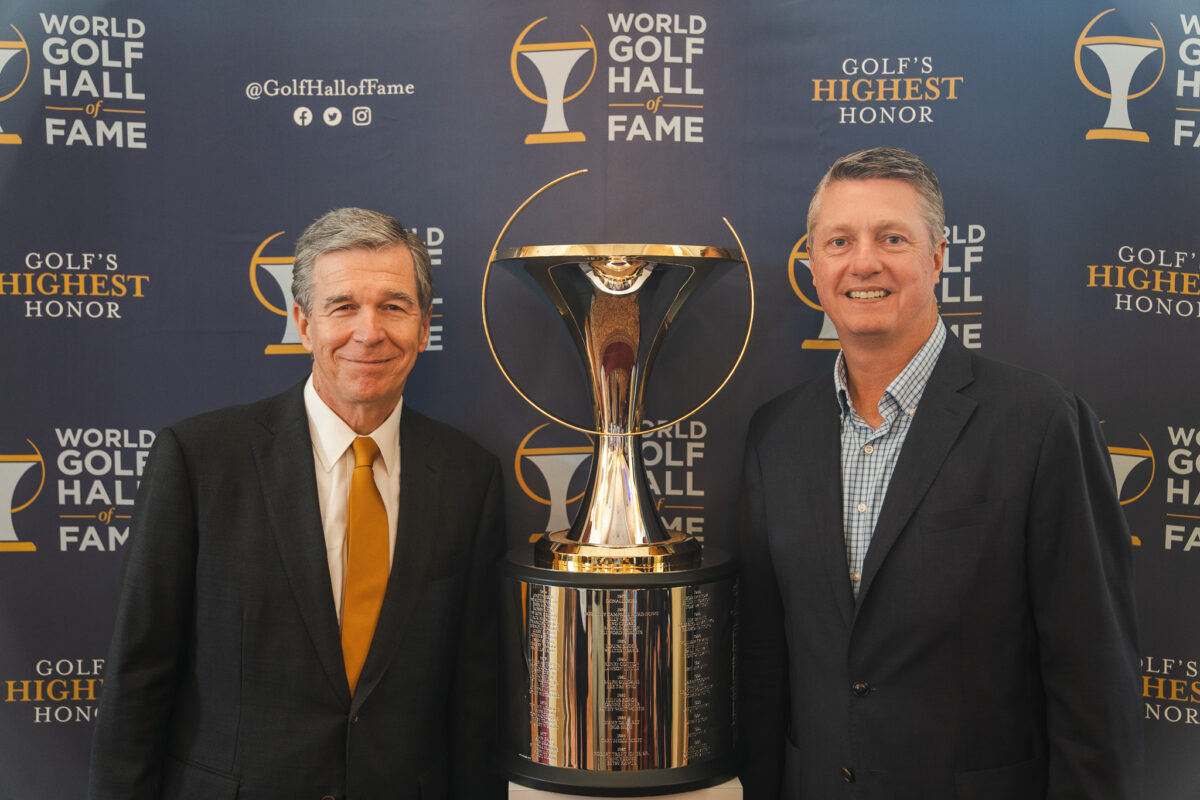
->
[294,303,312,351]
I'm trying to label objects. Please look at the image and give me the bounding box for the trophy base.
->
[1086,128,1149,142]
[525,131,586,144]
[0,133,21,145]
[504,754,739,797]
[501,549,737,797]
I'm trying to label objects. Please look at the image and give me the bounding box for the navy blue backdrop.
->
[1,1,1197,796]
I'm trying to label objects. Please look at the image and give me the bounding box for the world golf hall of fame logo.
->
[1075,8,1165,142]
[1105,422,1155,547]
[510,17,597,144]
[514,423,593,538]
[0,23,31,145]
[249,231,307,355]
[0,439,45,553]
[787,234,841,350]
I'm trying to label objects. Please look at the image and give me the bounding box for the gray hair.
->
[292,207,433,316]
[807,147,945,251]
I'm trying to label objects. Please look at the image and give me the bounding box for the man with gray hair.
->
[738,148,1142,798]
[90,208,506,799]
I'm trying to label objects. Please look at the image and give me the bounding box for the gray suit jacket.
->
[738,334,1142,799]
[89,382,506,800]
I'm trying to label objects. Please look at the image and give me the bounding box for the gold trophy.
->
[484,171,752,794]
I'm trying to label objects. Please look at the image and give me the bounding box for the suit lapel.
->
[784,378,856,628]
[250,383,351,705]
[856,336,977,609]
[351,407,438,707]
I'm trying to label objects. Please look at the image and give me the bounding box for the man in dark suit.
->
[738,148,1142,799]
[89,208,506,799]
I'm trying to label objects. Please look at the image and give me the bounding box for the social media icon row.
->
[293,106,372,127]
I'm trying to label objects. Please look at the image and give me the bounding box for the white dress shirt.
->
[303,375,402,623]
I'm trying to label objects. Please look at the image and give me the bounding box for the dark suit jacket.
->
[89,382,506,800]
[738,334,1142,799]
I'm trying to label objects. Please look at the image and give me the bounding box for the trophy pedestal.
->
[508,777,743,799]
[501,547,737,797]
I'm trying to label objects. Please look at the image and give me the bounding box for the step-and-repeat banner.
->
[1,1,1196,796]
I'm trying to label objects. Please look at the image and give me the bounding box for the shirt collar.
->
[303,375,403,475]
[834,318,946,419]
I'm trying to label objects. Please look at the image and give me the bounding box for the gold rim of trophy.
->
[481,169,756,438]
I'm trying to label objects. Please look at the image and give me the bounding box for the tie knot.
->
[351,436,380,469]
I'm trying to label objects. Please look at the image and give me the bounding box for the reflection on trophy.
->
[0,24,31,145]
[249,231,307,354]
[485,173,752,795]
[511,18,596,144]
[1075,9,1164,142]
[0,442,42,552]
[788,234,840,350]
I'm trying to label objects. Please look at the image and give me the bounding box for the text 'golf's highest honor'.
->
[489,238,744,796]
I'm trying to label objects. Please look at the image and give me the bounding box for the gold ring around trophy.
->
[481,169,755,438]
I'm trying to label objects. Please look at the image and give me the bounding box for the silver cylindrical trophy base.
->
[500,548,737,796]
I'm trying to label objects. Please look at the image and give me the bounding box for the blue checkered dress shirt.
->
[835,319,946,598]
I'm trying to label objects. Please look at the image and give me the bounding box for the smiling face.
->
[807,177,946,361]
[294,244,430,433]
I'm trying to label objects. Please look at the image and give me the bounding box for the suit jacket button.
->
[851,680,870,697]
[841,766,855,783]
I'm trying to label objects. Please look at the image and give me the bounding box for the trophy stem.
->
[577,432,657,547]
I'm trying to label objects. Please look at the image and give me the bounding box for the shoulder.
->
[933,345,1101,454]
[960,351,1081,416]
[403,406,499,472]
[927,333,1079,414]
[747,373,835,442]
[158,382,305,453]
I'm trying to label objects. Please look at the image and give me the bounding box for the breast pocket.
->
[396,573,462,664]
[892,499,1013,617]
[920,499,1005,535]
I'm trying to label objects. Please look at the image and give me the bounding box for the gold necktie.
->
[341,436,389,694]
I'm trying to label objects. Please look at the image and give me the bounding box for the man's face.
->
[807,177,945,355]
[294,244,430,426]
